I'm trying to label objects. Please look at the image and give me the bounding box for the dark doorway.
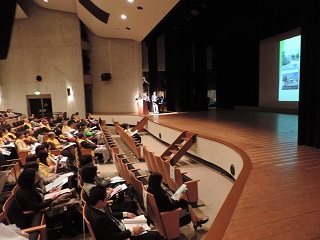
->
[85,84,93,115]
[27,95,52,118]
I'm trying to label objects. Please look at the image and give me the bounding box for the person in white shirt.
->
[151,91,159,114]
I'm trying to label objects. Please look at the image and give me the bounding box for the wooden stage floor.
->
[148,108,320,240]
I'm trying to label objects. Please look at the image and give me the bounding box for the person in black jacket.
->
[147,172,209,230]
[15,168,81,237]
[86,185,163,240]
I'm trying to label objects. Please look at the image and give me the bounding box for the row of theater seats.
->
[68,119,201,240]
[143,146,200,207]
[11,120,25,127]
[0,184,48,240]
[0,158,21,209]
[100,120,200,239]
[0,131,86,240]
[110,142,196,240]
[114,121,143,160]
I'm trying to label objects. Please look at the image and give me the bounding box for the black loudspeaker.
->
[101,73,111,81]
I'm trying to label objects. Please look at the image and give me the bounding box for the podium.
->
[137,99,149,115]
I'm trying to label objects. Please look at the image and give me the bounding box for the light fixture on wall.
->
[67,88,71,96]
[34,91,40,95]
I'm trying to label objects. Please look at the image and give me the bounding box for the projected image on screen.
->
[279,35,301,101]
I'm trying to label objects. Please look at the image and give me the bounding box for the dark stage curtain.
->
[298,1,320,148]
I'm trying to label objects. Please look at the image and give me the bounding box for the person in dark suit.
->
[86,185,163,240]
[147,172,209,230]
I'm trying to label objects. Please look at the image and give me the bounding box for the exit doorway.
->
[27,94,53,118]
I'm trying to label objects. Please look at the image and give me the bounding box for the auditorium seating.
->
[114,122,143,160]
[146,191,182,240]
[3,193,48,240]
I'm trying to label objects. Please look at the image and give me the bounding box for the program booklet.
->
[122,215,151,231]
[171,184,188,201]
[44,188,71,200]
[109,183,127,199]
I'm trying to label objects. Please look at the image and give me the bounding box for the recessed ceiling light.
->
[44,0,48,2]
[128,0,133,2]
[121,15,127,20]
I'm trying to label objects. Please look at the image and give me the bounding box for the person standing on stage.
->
[152,91,159,114]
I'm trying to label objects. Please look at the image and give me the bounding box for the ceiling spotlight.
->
[121,15,126,20]
[128,0,133,2]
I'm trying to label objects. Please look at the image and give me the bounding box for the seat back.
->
[80,187,89,205]
[113,154,123,177]
[174,167,199,204]
[130,172,146,211]
[83,204,97,240]
[0,211,10,224]
[153,155,168,185]
[0,171,9,194]
[161,160,178,192]
[3,192,48,240]
[17,151,29,166]
[143,146,153,173]
[146,148,158,173]
[3,193,31,229]
[146,191,182,240]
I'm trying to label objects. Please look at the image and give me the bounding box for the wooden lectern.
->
[137,99,149,115]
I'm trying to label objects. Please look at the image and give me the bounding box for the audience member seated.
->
[15,168,82,237]
[61,120,77,142]
[23,118,33,130]
[81,163,138,214]
[24,154,58,186]
[23,129,38,146]
[70,112,80,125]
[77,132,111,164]
[15,132,32,152]
[79,119,104,144]
[147,172,208,230]
[87,113,99,127]
[37,149,67,174]
[6,109,18,118]
[1,128,17,159]
[121,123,141,144]
[44,132,76,164]
[79,154,111,186]
[86,185,164,240]
[0,129,11,145]
[4,127,16,140]
[80,163,111,193]
[39,118,52,132]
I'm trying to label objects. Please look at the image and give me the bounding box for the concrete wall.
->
[0,1,85,118]
[88,33,143,113]
[0,1,143,118]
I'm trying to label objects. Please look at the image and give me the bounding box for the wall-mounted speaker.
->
[101,73,111,81]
